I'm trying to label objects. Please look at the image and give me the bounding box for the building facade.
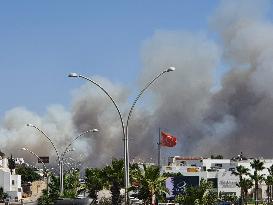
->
[162,155,273,200]
[0,151,22,201]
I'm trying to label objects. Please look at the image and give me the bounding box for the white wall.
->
[0,169,11,192]
[164,157,273,199]
[0,169,22,200]
[217,171,240,197]
[11,175,21,191]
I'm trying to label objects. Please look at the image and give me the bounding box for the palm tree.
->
[267,165,273,203]
[130,164,168,205]
[268,165,273,176]
[102,159,124,205]
[265,176,273,204]
[238,178,253,205]
[250,159,265,205]
[232,165,250,205]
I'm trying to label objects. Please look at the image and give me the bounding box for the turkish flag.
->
[161,131,177,147]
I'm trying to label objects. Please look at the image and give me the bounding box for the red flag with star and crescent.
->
[160,131,177,147]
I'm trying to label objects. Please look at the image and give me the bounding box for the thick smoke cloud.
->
[0,105,75,169]
[1,0,273,168]
[138,31,220,158]
[136,0,273,159]
[71,76,129,167]
[204,0,273,157]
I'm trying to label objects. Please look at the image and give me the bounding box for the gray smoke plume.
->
[1,0,273,168]
[0,105,76,169]
[137,30,220,159]
[134,0,273,159]
[71,76,129,167]
[202,0,273,157]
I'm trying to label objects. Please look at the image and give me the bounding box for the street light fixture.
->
[68,73,78,78]
[166,66,176,72]
[26,124,98,196]
[68,66,175,204]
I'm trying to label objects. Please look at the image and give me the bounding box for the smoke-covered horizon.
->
[1,0,273,168]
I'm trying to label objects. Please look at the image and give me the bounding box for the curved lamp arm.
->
[68,73,126,140]
[21,147,47,172]
[61,128,99,159]
[125,67,175,134]
[26,124,61,163]
[68,67,175,205]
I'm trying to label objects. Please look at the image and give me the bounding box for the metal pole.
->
[125,126,129,204]
[68,74,128,203]
[60,129,98,197]
[68,67,175,204]
[26,124,63,195]
[124,68,175,204]
[158,128,161,167]
[27,124,97,197]
[60,161,63,195]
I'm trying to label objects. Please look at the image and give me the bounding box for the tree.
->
[265,176,273,204]
[0,187,8,202]
[219,192,238,204]
[238,178,253,205]
[250,159,265,205]
[63,169,80,198]
[38,169,81,204]
[8,154,16,175]
[38,173,60,205]
[16,164,42,183]
[130,164,168,205]
[102,159,124,205]
[232,165,250,205]
[85,168,105,201]
[266,165,273,203]
[174,178,218,205]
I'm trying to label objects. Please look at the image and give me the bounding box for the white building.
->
[0,151,22,201]
[162,155,273,200]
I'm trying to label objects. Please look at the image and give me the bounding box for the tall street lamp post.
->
[68,66,175,204]
[26,123,98,196]
[60,128,98,195]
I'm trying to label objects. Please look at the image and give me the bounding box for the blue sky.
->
[0,0,230,115]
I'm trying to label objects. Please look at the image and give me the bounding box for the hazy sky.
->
[2,1,273,165]
[0,0,222,115]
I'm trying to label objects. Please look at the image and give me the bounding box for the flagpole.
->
[158,128,161,167]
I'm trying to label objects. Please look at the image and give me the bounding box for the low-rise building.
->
[162,155,273,200]
[0,151,22,201]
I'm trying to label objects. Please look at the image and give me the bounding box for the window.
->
[180,161,186,165]
[12,180,15,185]
[215,163,222,167]
[229,167,235,171]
